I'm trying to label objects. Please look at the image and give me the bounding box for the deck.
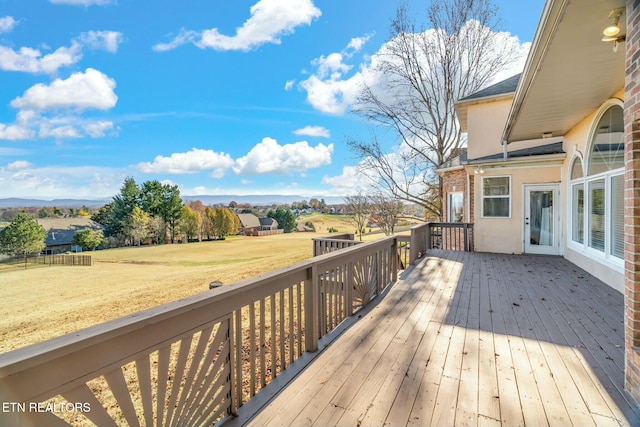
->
[244,251,640,426]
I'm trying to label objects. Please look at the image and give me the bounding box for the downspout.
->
[466,172,471,222]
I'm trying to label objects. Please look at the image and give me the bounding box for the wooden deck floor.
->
[244,251,640,427]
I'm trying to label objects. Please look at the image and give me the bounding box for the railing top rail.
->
[409,222,429,230]
[0,236,399,379]
[312,238,363,244]
[428,222,473,228]
[312,233,355,242]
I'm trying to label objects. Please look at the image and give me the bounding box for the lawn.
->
[0,212,411,354]
[0,232,322,353]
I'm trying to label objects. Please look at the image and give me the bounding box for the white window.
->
[482,176,511,218]
[448,192,463,222]
[570,156,585,244]
[570,101,624,264]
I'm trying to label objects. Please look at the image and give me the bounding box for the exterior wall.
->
[466,98,513,160]
[473,165,561,254]
[442,168,468,222]
[625,0,640,404]
[559,91,625,292]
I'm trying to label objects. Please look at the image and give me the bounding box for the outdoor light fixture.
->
[602,8,625,52]
[602,9,623,38]
[474,166,484,175]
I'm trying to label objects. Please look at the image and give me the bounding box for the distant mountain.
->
[0,195,345,209]
[182,194,345,206]
[0,198,110,209]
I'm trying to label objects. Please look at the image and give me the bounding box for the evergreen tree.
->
[267,207,297,233]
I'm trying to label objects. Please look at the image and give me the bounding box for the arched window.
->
[571,101,624,262]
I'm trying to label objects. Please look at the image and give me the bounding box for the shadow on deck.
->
[240,251,640,426]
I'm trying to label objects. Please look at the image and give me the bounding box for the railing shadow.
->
[433,249,639,422]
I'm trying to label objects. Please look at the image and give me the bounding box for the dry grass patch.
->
[0,233,317,353]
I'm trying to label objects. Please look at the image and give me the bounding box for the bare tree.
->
[350,0,523,218]
[344,193,370,241]
[368,193,404,235]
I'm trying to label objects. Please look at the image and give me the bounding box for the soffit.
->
[504,0,626,143]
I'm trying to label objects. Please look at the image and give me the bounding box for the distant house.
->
[236,213,283,236]
[259,217,278,231]
[37,217,103,254]
[237,213,262,235]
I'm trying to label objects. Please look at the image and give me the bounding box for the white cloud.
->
[136,148,235,177]
[346,34,373,52]
[0,43,83,74]
[39,124,80,139]
[153,0,321,52]
[233,137,333,175]
[0,164,124,199]
[6,160,33,171]
[11,68,117,111]
[0,30,121,74]
[0,16,17,33]
[152,29,198,53]
[50,0,115,5]
[284,80,295,91]
[298,36,371,115]
[299,25,529,115]
[83,121,115,138]
[78,31,124,53]
[300,74,361,115]
[0,110,37,140]
[322,165,375,195]
[0,77,117,142]
[293,125,330,138]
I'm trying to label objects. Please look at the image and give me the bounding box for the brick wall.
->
[442,168,468,222]
[624,0,640,404]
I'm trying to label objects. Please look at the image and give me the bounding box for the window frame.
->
[448,192,464,223]
[567,99,624,270]
[481,175,511,218]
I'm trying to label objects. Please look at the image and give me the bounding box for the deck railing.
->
[312,233,359,256]
[409,222,474,263]
[0,236,399,427]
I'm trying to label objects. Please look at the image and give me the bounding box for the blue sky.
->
[0,0,544,200]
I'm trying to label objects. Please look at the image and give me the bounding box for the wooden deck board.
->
[243,251,640,427]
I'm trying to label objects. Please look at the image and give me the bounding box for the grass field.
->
[0,213,386,354]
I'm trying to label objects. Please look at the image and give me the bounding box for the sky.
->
[0,0,545,201]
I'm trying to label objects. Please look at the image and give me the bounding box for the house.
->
[236,213,262,235]
[258,217,278,231]
[438,0,640,402]
[37,217,104,254]
[236,213,283,236]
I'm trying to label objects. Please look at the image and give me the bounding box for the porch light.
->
[602,8,624,38]
[474,166,484,175]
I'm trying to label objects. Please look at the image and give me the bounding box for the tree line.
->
[92,178,244,246]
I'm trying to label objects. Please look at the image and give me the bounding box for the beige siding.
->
[473,165,561,254]
[466,98,513,160]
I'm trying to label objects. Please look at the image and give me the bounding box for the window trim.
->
[481,175,511,218]
[567,99,624,272]
[568,153,586,248]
